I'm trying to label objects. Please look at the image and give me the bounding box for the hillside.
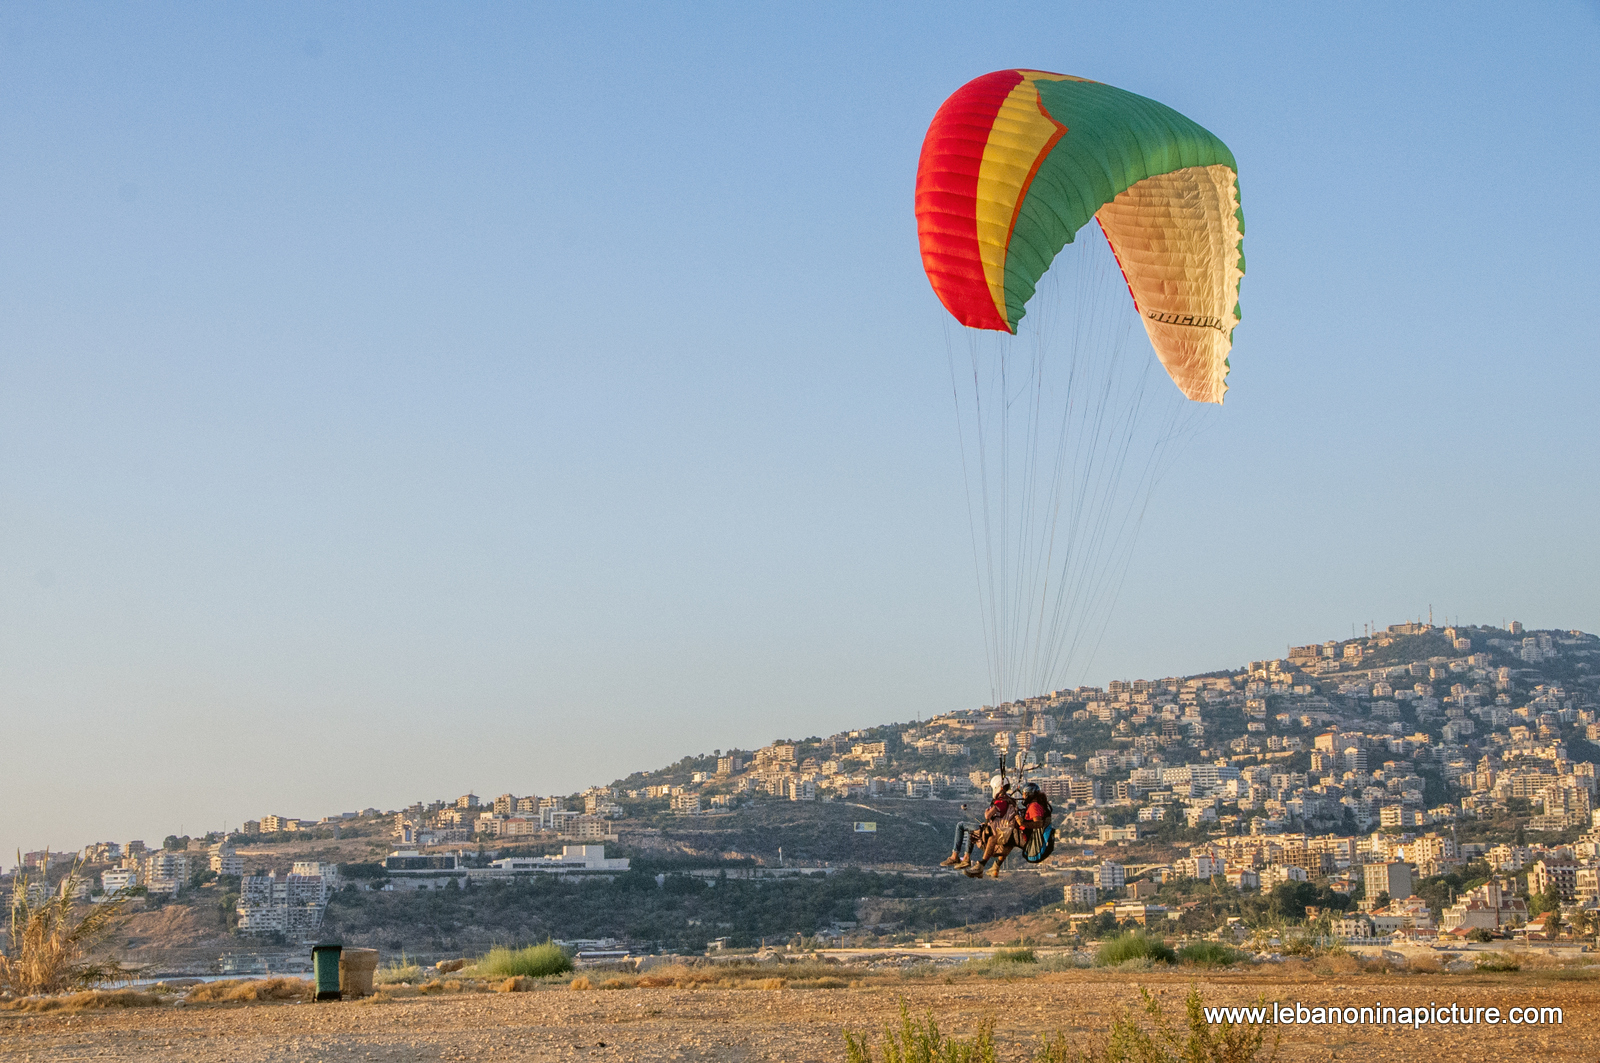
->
[20,618,1599,967]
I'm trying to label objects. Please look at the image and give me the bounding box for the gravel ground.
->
[3,971,1597,1062]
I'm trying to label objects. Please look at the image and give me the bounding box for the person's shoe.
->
[987,863,1002,878]
[939,852,962,867]
[962,864,985,878]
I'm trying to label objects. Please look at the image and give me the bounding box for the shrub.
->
[845,988,1275,1063]
[476,942,573,979]
[1095,933,1176,967]
[1177,942,1244,967]
[843,1000,996,1063]
[376,952,422,986]
[1475,952,1520,972]
[0,859,131,995]
[1035,985,1278,1063]
[1278,930,1317,957]
[990,948,1035,963]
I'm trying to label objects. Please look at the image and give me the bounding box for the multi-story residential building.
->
[142,852,188,896]
[1531,856,1579,901]
[559,814,616,841]
[1260,865,1308,889]
[100,867,139,894]
[1439,879,1528,931]
[1363,861,1413,902]
[210,845,244,877]
[82,842,122,863]
[1097,861,1126,891]
[236,864,337,936]
[1064,882,1097,906]
[1174,854,1223,880]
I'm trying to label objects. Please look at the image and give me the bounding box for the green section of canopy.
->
[1004,79,1239,327]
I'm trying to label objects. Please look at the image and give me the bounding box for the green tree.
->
[1569,908,1593,939]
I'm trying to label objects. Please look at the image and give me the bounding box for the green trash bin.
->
[312,944,343,1001]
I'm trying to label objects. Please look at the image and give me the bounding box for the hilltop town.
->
[9,619,1600,964]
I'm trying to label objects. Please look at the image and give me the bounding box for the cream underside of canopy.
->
[1094,163,1242,405]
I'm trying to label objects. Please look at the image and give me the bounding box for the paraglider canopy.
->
[915,69,1245,404]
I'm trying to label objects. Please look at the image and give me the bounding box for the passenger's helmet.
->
[989,774,1007,796]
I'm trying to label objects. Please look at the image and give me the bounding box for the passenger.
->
[964,775,1017,874]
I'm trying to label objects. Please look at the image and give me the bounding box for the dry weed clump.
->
[1313,952,1361,975]
[185,978,311,1003]
[2,989,165,1013]
[0,859,132,995]
[416,978,489,995]
[568,960,838,993]
[495,976,536,992]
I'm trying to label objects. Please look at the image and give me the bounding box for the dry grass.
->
[1312,952,1361,975]
[0,858,132,995]
[566,962,806,992]
[2,989,165,1013]
[184,978,311,1003]
[416,977,490,995]
[375,952,422,986]
[495,976,536,992]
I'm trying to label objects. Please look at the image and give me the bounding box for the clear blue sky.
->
[3,2,1597,860]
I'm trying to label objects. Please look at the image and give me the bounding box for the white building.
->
[1064,882,1098,906]
[100,867,139,894]
[1097,861,1126,890]
[235,863,338,935]
[1260,865,1308,889]
[476,845,631,880]
[1175,854,1223,880]
[143,852,188,896]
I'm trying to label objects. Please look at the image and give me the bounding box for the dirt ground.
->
[3,970,1597,1062]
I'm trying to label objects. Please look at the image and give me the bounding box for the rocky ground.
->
[3,968,1598,1062]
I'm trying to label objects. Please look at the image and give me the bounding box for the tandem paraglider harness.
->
[942,758,1056,873]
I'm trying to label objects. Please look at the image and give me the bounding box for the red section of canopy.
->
[914,69,1022,333]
